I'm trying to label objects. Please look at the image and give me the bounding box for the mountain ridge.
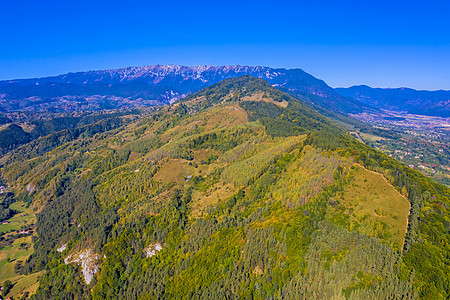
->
[337,84,450,92]
[0,65,371,115]
[336,85,450,117]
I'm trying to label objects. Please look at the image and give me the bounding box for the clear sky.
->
[1,0,449,90]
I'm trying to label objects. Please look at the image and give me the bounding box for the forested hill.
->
[180,75,339,135]
[0,111,131,156]
[0,76,448,299]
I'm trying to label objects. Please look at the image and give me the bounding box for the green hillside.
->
[0,76,448,299]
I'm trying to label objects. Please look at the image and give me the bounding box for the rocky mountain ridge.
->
[0,65,368,114]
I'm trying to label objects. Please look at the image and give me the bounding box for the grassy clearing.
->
[359,132,386,142]
[195,104,248,132]
[0,201,36,235]
[190,183,237,218]
[0,234,42,299]
[0,201,40,298]
[0,236,33,271]
[0,236,33,281]
[153,159,195,184]
[192,149,218,163]
[3,271,43,299]
[18,122,36,133]
[161,103,248,141]
[328,164,410,249]
[241,92,289,108]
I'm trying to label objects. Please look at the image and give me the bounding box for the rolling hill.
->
[0,76,448,299]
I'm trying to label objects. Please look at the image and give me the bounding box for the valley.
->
[351,111,449,186]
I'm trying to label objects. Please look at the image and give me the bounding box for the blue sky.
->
[0,0,449,90]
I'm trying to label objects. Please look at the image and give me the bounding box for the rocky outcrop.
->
[26,182,37,194]
[64,249,102,284]
[57,243,67,252]
[144,242,163,258]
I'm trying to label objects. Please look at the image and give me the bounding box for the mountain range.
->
[3,65,448,119]
[336,85,450,117]
[0,65,370,115]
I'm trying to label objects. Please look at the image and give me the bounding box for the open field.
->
[0,234,42,299]
[328,164,410,249]
[190,182,237,218]
[359,132,386,142]
[2,271,43,299]
[0,201,40,298]
[241,92,289,108]
[153,159,195,184]
[0,235,34,281]
[0,201,36,235]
